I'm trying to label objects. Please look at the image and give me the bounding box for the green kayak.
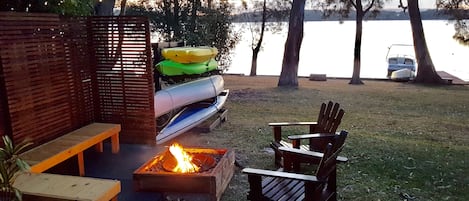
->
[156,59,218,76]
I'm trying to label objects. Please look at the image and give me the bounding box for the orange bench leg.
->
[95,142,104,152]
[78,152,85,176]
[111,133,120,154]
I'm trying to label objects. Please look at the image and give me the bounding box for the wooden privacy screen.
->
[0,13,77,144]
[0,12,155,145]
[62,17,96,129]
[90,16,155,144]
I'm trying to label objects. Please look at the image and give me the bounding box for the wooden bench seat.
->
[13,172,120,201]
[20,123,121,176]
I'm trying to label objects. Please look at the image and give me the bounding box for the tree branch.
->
[364,0,375,13]
[350,0,357,9]
[398,0,408,13]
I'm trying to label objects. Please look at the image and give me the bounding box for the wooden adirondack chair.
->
[269,101,345,167]
[242,130,348,201]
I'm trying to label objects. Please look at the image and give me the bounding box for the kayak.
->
[156,90,229,144]
[154,75,224,118]
[156,59,218,76]
[161,46,218,63]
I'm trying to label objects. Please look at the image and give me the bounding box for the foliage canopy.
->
[437,0,469,46]
[0,0,94,16]
[127,0,240,71]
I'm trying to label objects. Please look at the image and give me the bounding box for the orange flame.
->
[169,143,200,173]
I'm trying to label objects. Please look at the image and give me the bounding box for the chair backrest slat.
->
[315,130,348,180]
[315,101,344,133]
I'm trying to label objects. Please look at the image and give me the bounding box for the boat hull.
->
[156,90,229,144]
[391,68,415,81]
[157,59,218,76]
[161,46,218,64]
[154,75,224,118]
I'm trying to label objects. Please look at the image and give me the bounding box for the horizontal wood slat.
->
[0,13,155,146]
[0,13,73,145]
[90,16,155,144]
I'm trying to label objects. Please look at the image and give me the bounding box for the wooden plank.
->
[20,123,121,174]
[13,173,120,201]
[436,71,468,85]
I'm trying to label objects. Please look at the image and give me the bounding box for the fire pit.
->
[133,143,235,201]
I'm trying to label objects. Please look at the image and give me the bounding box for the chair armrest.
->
[268,122,317,127]
[242,168,323,183]
[280,146,323,158]
[279,146,324,162]
[279,146,348,163]
[269,122,319,143]
[287,133,336,140]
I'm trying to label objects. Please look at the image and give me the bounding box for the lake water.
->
[227,20,469,81]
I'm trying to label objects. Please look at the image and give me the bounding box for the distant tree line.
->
[232,8,462,22]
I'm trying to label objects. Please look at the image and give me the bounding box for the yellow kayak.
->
[161,46,218,63]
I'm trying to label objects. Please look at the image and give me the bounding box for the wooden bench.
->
[13,172,121,201]
[20,123,121,176]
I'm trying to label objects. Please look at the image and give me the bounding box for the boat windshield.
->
[386,44,415,60]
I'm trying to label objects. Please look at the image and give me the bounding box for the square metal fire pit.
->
[133,147,235,201]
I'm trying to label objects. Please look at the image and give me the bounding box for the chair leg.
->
[328,169,338,201]
[270,143,282,167]
[247,175,264,201]
[272,126,283,167]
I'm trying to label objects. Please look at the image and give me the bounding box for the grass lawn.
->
[177,75,469,201]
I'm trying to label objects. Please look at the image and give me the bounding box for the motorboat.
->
[386,44,417,79]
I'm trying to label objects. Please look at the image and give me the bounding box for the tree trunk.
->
[350,8,364,85]
[94,0,115,16]
[190,0,199,37]
[250,50,259,76]
[173,0,182,39]
[119,0,127,15]
[250,0,267,77]
[408,0,444,84]
[278,0,305,87]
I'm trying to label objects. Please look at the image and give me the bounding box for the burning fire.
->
[169,143,200,173]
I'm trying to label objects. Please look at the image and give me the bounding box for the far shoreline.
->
[222,72,469,85]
